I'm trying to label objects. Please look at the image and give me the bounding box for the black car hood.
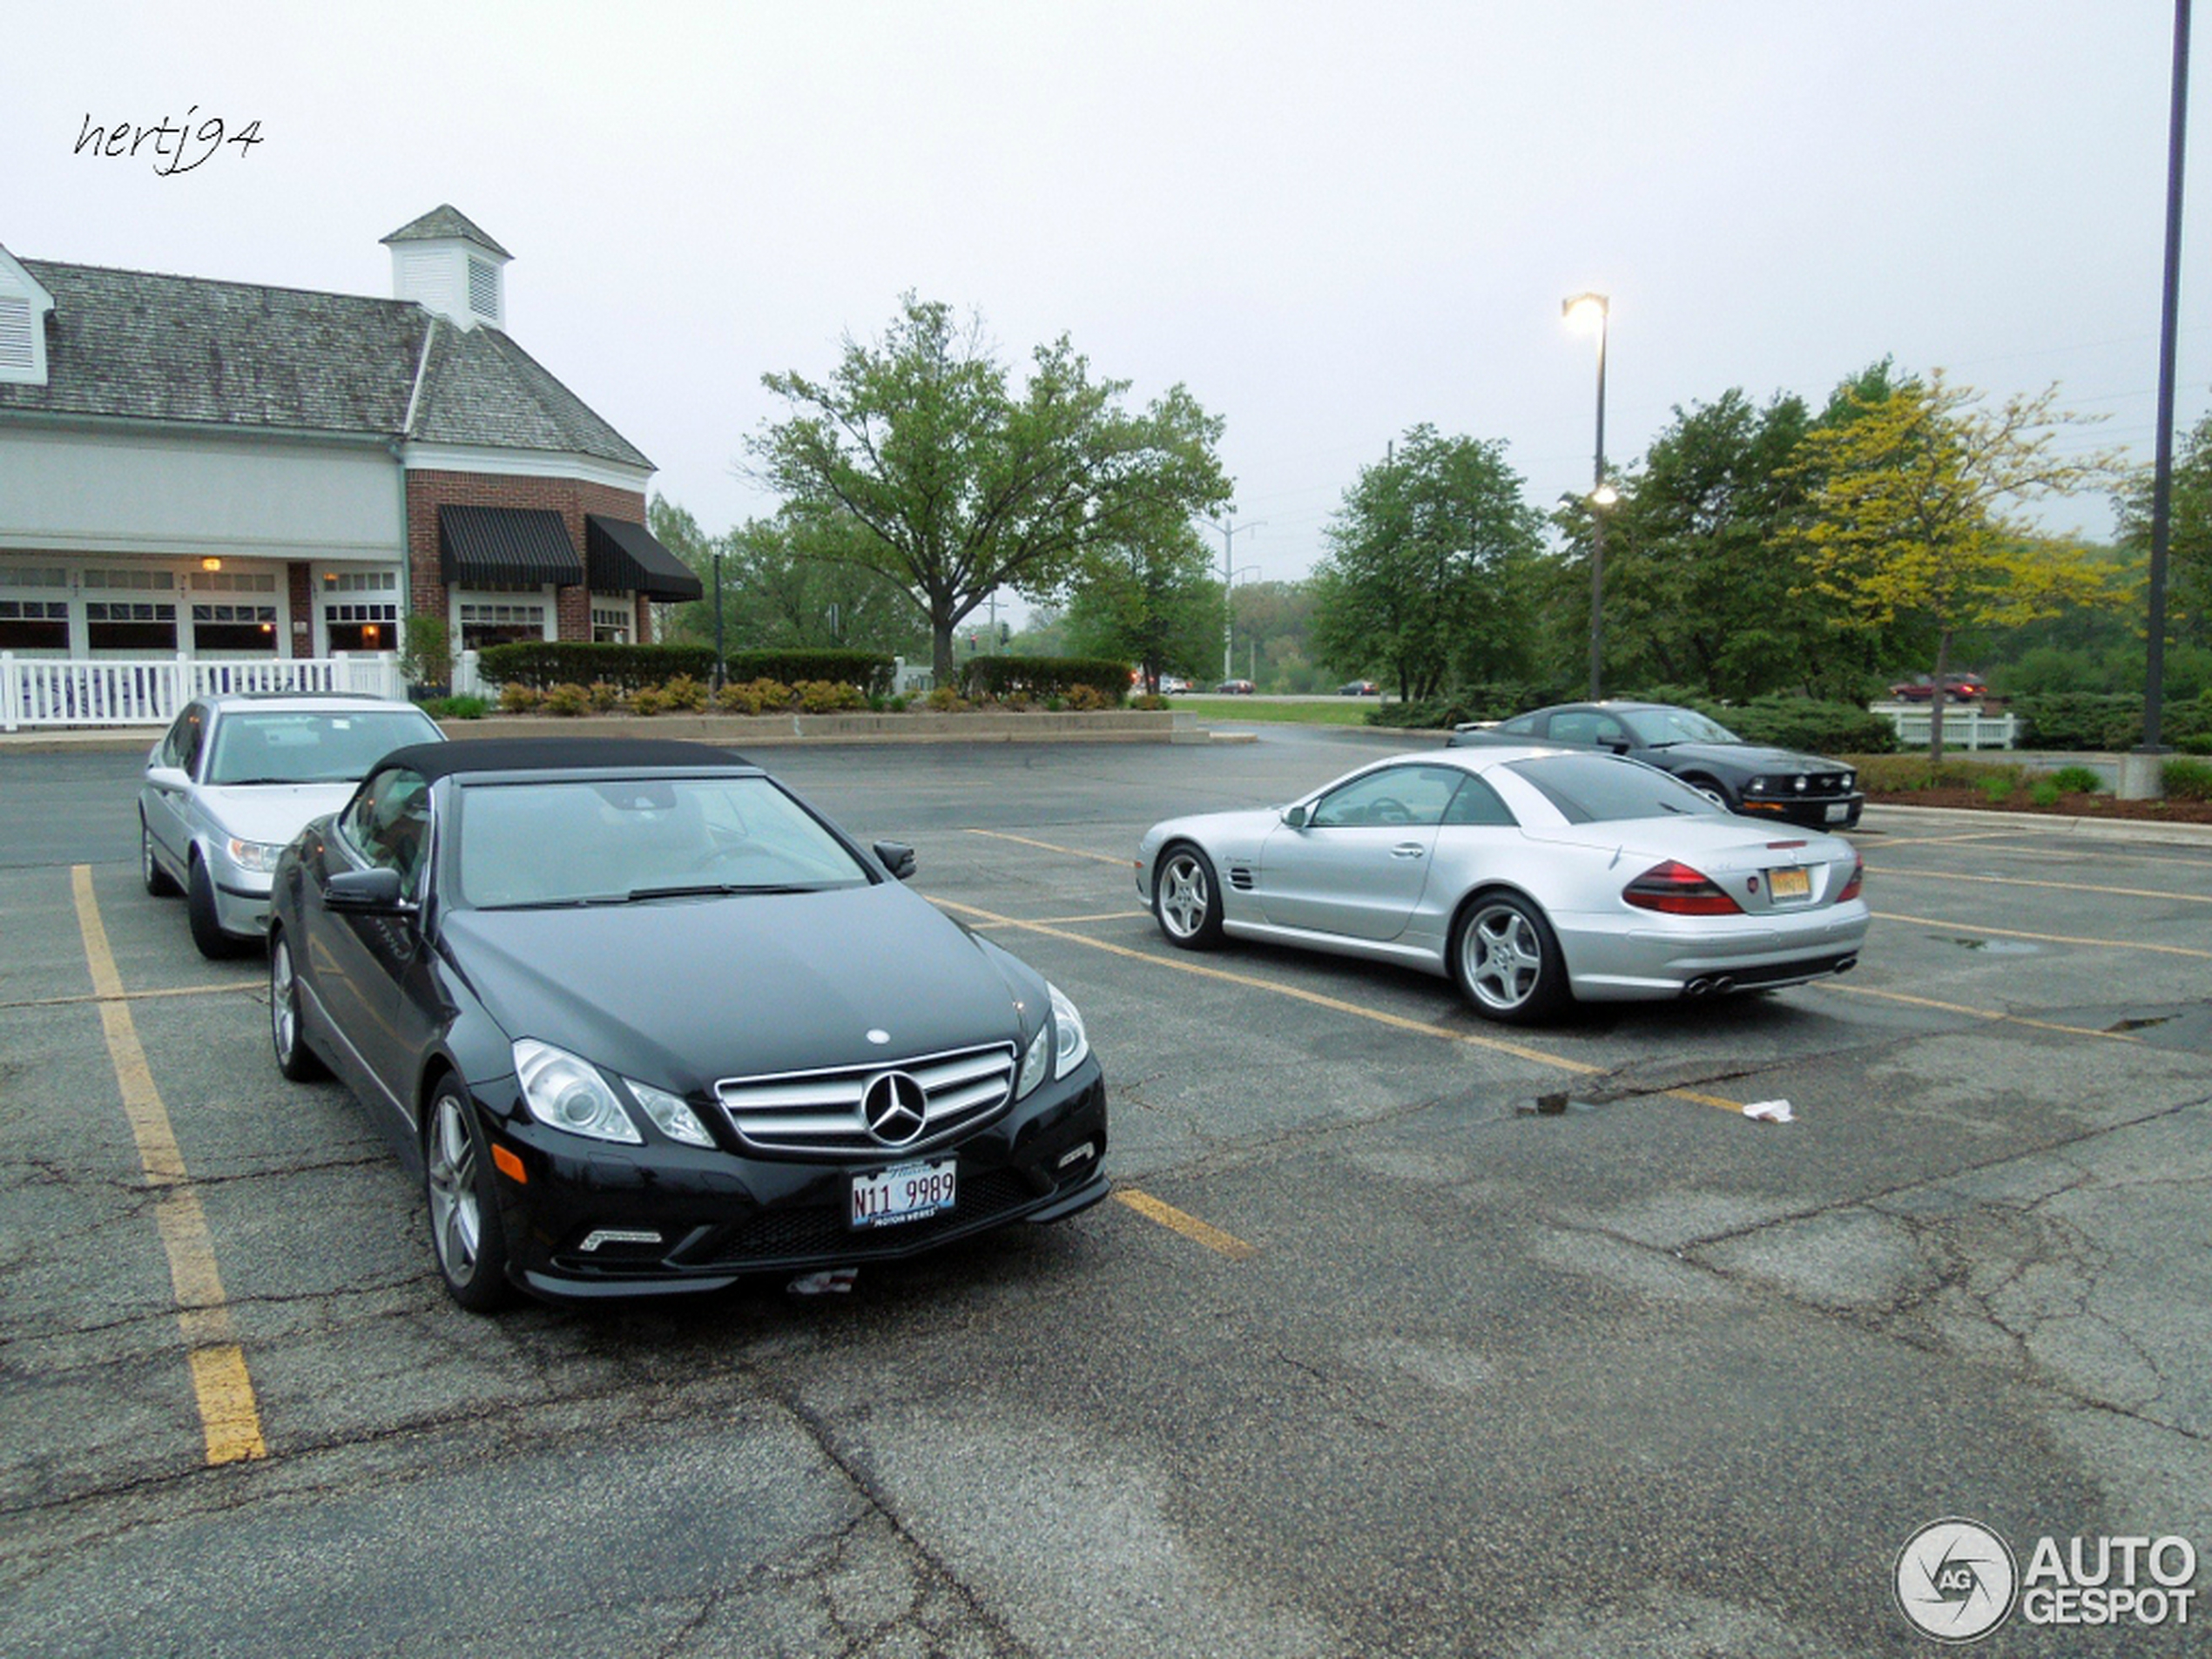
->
[437,883,1043,1091]
[1642,741,1833,773]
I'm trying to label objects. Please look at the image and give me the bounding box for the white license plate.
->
[850,1159,956,1230]
[1768,866,1813,901]
[1825,802,1850,823]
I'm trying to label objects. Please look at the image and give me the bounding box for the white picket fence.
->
[1,652,406,732]
[1871,701,2020,750]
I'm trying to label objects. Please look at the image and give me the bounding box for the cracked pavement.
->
[3,733,2209,1657]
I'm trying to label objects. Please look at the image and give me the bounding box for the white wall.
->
[0,426,402,563]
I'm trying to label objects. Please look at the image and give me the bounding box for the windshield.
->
[204,709,442,785]
[1617,707,1741,746]
[452,775,871,908]
[1507,753,1725,823]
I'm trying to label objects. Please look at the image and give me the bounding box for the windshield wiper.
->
[623,881,826,902]
[214,776,309,787]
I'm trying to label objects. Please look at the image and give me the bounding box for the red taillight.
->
[1622,860,1743,915]
[1837,853,1864,903]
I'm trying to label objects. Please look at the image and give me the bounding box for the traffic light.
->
[1000,622,1011,645]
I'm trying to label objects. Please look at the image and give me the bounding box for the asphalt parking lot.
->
[3,726,2209,1658]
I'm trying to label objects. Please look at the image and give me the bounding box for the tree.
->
[653,500,927,660]
[1310,427,1542,703]
[2115,408,2212,650]
[1786,370,2123,759]
[1062,530,1224,691]
[749,297,1233,678]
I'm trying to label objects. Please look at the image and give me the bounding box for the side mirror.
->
[324,867,409,913]
[145,764,190,790]
[1282,805,1309,829]
[1604,738,1633,755]
[873,840,917,880]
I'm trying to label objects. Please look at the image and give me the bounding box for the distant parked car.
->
[141,693,446,956]
[1215,679,1256,695]
[1158,675,1194,694]
[1888,673,1988,703]
[1447,701,1864,831]
[1338,680,1381,697]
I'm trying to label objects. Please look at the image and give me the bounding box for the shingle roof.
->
[0,258,651,469]
[380,206,512,260]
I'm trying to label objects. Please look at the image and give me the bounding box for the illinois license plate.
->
[1825,802,1851,823]
[1768,866,1813,902]
[850,1159,956,1229]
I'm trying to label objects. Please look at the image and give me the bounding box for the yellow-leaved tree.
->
[1785,371,2122,761]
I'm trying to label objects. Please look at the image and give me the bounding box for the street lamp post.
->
[711,549,725,689]
[1204,518,1264,680]
[1564,292,1614,699]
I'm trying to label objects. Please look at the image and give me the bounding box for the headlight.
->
[624,1077,715,1148]
[514,1038,641,1143]
[1015,981,1091,1098]
[225,836,287,873]
[1745,777,1770,796]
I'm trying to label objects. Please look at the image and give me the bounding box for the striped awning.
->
[585,516,705,602]
[437,505,583,586]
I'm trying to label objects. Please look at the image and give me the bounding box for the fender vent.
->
[1227,864,1256,892]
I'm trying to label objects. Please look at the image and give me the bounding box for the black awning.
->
[437,505,583,586]
[586,515,705,602]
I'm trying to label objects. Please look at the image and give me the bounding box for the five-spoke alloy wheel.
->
[1451,894,1568,1024]
[1152,844,1226,949]
[267,929,326,1082]
[426,1080,514,1312]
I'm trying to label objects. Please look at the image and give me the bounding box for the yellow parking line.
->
[963,828,1135,867]
[71,867,266,1467]
[1816,981,2141,1042]
[1860,830,2027,848]
[1873,909,2212,960]
[0,983,258,1011]
[1866,867,2212,906]
[1115,1188,1256,1258]
[974,909,1148,928]
[926,895,1748,1115]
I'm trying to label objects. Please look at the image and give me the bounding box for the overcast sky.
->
[8,1,2207,595]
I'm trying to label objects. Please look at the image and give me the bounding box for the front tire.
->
[425,1080,515,1312]
[1681,774,1734,811]
[1450,894,1570,1024]
[142,815,180,897]
[267,928,326,1082]
[186,856,238,959]
[1152,843,1225,949]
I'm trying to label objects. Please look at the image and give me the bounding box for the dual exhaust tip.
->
[1682,956,1857,1000]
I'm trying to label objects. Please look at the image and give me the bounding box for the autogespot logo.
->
[1895,1518,2020,1643]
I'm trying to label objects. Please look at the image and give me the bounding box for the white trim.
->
[401,315,437,439]
[0,249,55,387]
[398,442,650,494]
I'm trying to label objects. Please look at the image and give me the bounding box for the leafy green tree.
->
[2115,408,2212,650]
[1311,427,1542,702]
[1062,531,1224,691]
[749,297,1233,678]
[655,502,927,660]
[1785,370,2123,759]
[1228,580,1320,690]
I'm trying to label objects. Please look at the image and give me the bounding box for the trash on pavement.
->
[1741,1098,1795,1123]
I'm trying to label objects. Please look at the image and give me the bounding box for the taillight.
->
[1622,860,1743,915]
[1837,853,1864,903]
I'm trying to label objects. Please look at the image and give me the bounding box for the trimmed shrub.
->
[661,674,711,712]
[715,678,792,715]
[1130,693,1169,711]
[629,686,668,716]
[795,679,866,713]
[1063,685,1116,711]
[499,683,543,714]
[587,680,623,714]
[2029,779,2062,808]
[2165,757,2212,800]
[421,695,489,720]
[924,685,971,712]
[2011,692,2143,751]
[1368,699,1474,730]
[542,683,590,718]
[2044,765,2105,794]
[724,650,895,698]
[959,655,1129,704]
[1616,686,1896,756]
[1853,756,2027,793]
[2182,734,2212,756]
[479,642,718,692]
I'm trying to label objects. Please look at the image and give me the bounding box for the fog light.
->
[579,1229,663,1253]
[1056,1141,1096,1170]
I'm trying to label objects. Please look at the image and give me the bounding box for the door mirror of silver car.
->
[873,841,917,880]
[1282,805,1309,829]
[324,867,411,914]
[145,764,190,791]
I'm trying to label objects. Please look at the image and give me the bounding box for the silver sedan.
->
[140,692,444,956]
[1136,745,1870,1023]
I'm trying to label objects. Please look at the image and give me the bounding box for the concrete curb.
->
[1858,802,2212,848]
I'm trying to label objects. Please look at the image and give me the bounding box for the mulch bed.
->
[1865,787,2212,825]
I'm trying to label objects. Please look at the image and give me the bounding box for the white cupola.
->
[381,205,512,331]
[0,245,56,385]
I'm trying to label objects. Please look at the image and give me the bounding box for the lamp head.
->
[1562,292,1609,332]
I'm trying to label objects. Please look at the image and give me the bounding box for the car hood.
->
[198,784,360,845]
[436,882,1042,1092]
[1644,741,1839,773]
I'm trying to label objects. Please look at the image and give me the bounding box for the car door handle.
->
[1391,842,1426,859]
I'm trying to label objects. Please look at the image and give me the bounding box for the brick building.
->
[0,206,699,671]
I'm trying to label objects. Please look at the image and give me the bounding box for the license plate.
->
[850,1159,956,1229]
[1825,802,1851,823]
[1768,866,1812,901]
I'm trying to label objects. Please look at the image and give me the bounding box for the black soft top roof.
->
[375,737,754,781]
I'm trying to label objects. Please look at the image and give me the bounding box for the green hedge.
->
[2012,691,2212,752]
[478,643,718,691]
[1704,694,1897,757]
[958,655,1130,703]
[723,650,896,697]
[1367,698,1475,730]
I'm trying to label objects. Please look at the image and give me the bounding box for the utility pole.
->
[1202,517,1264,680]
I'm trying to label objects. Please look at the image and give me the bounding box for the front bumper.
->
[480,1057,1110,1302]
[1734,791,1865,832]
[211,864,276,937]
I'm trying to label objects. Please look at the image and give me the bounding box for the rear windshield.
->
[205,709,442,786]
[451,774,871,908]
[1506,753,1724,823]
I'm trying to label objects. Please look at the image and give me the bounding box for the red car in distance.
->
[1888,673,1987,703]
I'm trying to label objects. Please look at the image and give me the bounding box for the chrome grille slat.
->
[716,1041,1018,1159]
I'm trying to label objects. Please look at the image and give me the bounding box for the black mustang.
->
[267,737,1108,1310]
[1449,702,1865,831]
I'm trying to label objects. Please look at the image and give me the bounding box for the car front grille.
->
[713,1042,1018,1160]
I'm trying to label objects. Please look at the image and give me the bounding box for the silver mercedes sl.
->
[1136,745,1869,1024]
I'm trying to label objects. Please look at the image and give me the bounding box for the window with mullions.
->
[591,599,632,644]
[86,599,177,651]
[0,597,68,651]
[457,598,547,651]
[190,602,280,652]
